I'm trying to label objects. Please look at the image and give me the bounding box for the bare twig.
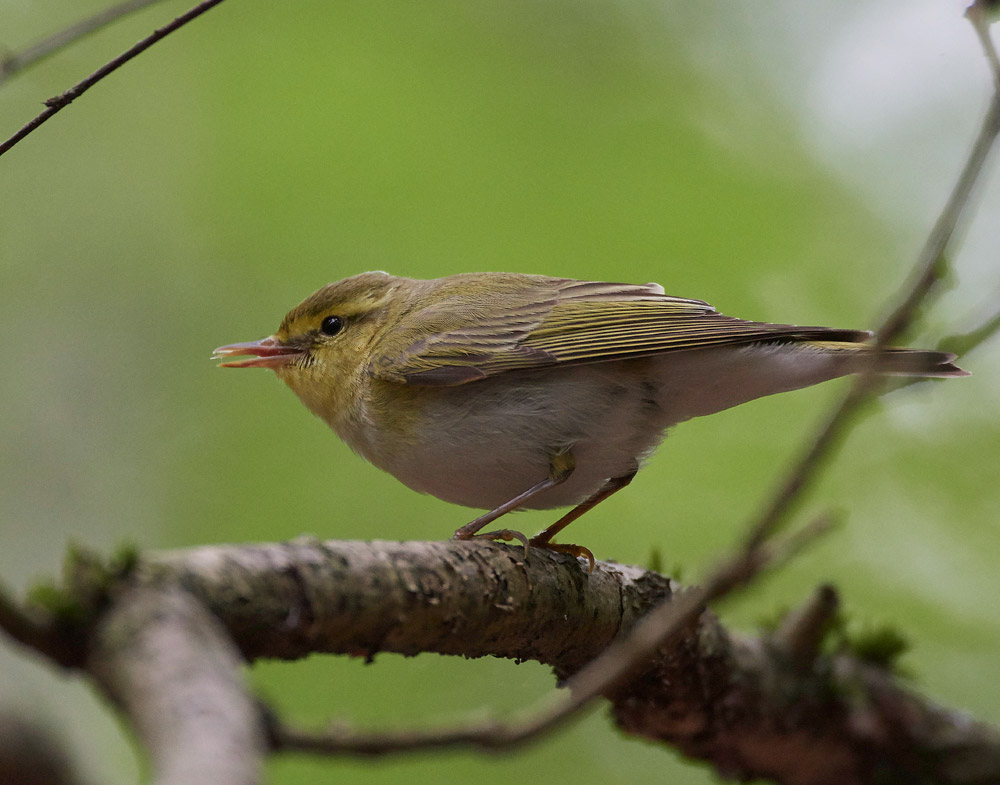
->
[0,0,228,158]
[886,304,1000,394]
[0,0,169,86]
[939,305,1000,357]
[967,0,1000,91]
[269,584,704,755]
[742,21,1000,553]
[877,106,1000,348]
[771,584,840,672]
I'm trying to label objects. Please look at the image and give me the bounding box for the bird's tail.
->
[807,341,970,378]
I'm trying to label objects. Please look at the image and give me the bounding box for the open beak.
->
[212,337,305,369]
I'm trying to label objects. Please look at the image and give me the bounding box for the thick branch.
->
[86,584,267,785]
[613,623,1000,785]
[4,539,999,783]
[145,539,672,672]
[122,539,1000,784]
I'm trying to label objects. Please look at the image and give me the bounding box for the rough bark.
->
[2,539,999,785]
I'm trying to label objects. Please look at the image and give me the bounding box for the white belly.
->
[360,363,667,510]
[342,344,857,512]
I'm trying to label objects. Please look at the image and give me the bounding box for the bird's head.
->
[213,271,408,420]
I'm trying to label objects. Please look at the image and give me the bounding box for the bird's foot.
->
[454,527,530,556]
[528,538,596,573]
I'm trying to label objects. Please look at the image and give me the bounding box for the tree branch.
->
[1,539,986,784]
[741,6,1000,552]
[0,0,228,158]
[0,711,82,785]
[86,584,267,785]
[0,0,169,86]
[146,539,672,670]
[4,536,999,784]
[939,305,1000,357]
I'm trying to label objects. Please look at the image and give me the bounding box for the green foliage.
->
[25,582,88,629]
[837,619,912,673]
[25,542,140,630]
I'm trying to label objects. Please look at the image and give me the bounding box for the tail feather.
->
[806,340,970,378]
[870,348,969,378]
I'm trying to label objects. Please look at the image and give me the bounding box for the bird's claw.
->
[467,528,530,556]
[529,539,597,573]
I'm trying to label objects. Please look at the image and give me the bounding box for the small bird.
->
[214,271,968,568]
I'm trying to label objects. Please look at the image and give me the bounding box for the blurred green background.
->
[2,1,998,782]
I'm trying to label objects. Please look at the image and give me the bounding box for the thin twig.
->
[0,0,228,159]
[742,29,1000,553]
[967,0,1000,92]
[886,304,1000,394]
[878,103,1000,348]
[938,306,1000,357]
[0,0,169,86]
[771,584,841,672]
[274,589,715,755]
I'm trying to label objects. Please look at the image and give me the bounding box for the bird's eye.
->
[320,315,344,337]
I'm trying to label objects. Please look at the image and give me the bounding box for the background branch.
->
[939,305,1000,356]
[0,0,169,86]
[0,711,81,785]
[0,0,227,158]
[741,9,1000,551]
[87,584,267,785]
[4,539,997,784]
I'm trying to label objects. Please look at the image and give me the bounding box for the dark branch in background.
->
[0,712,81,785]
[0,580,78,667]
[889,302,1000,395]
[940,305,1000,357]
[0,0,228,158]
[0,0,169,86]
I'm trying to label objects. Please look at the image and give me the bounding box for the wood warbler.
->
[214,271,968,567]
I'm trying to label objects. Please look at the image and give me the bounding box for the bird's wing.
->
[372,277,869,386]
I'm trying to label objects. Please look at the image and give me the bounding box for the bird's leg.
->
[451,451,576,552]
[529,468,638,572]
